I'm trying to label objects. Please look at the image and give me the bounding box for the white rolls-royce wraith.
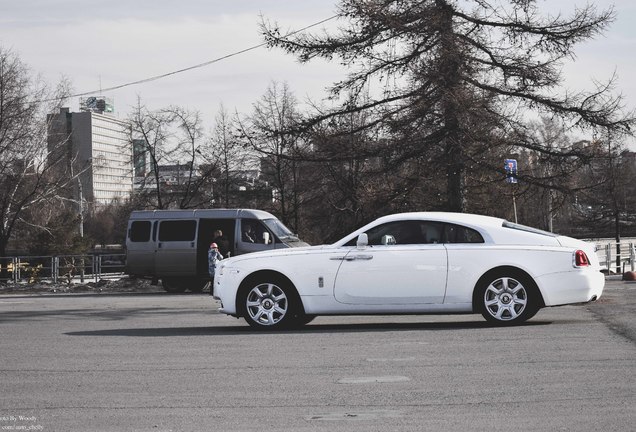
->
[213,212,604,329]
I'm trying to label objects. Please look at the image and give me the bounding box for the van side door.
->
[125,220,155,276]
[155,219,198,276]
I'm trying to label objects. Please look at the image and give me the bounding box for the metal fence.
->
[0,244,633,284]
[0,254,126,284]
[595,242,635,274]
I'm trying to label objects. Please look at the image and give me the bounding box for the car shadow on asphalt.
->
[65,319,554,337]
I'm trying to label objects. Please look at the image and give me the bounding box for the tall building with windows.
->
[48,104,133,206]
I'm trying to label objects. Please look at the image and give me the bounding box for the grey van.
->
[125,209,307,292]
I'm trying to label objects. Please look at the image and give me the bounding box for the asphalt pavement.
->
[0,278,633,432]
[587,277,636,343]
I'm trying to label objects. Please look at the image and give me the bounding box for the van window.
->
[241,219,272,244]
[130,221,151,242]
[158,220,197,242]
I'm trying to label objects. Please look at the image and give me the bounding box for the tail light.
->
[573,250,590,267]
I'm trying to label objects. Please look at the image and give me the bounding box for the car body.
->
[213,212,604,329]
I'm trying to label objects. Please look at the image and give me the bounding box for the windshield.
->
[262,218,297,240]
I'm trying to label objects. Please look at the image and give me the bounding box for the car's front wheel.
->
[241,279,299,330]
[477,271,540,325]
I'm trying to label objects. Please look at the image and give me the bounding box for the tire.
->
[476,271,540,325]
[187,279,207,293]
[162,278,186,293]
[240,278,300,330]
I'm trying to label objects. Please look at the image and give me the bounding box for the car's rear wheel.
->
[241,279,298,330]
[477,271,540,325]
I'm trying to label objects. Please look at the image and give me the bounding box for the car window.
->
[344,220,484,246]
[444,223,484,243]
[348,221,446,246]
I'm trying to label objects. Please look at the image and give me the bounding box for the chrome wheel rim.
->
[246,283,288,326]
[484,277,528,321]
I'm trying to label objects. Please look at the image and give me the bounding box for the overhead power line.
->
[58,15,338,101]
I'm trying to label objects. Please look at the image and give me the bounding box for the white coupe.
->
[213,212,604,329]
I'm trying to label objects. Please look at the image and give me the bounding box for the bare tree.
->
[262,0,634,213]
[206,105,247,208]
[577,132,634,236]
[237,82,306,228]
[0,47,74,259]
[130,101,226,209]
[304,98,389,240]
[129,99,177,209]
[514,117,590,232]
[168,106,218,208]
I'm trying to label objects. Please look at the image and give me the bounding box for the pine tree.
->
[262,0,633,212]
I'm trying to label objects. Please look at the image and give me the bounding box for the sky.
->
[1,0,635,147]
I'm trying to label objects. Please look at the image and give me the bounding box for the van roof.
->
[129,208,277,220]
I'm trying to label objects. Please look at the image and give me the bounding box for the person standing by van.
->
[208,243,223,279]
[213,230,230,258]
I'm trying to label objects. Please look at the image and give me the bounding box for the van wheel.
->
[162,278,186,293]
[187,279,206,293]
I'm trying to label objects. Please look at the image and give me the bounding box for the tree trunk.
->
[438,0,465,212]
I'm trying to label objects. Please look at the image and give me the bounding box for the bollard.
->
[53,256,59,284]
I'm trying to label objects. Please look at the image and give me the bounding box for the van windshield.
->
[262,218,299,242]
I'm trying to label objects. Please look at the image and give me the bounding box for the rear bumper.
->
[536,269,605,306]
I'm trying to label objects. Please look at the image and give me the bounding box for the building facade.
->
[48,107,133,207]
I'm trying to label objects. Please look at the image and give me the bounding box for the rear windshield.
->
[502,221,558,237]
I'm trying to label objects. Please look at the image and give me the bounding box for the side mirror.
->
[356,233,368,249]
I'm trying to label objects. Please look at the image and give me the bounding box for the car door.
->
[333,220,448,305]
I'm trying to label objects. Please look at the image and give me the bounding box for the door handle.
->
[330,255,373,261]
[352,255,373,260]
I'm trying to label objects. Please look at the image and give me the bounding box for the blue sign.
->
[505,159,518,184]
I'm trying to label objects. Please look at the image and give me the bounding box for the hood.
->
[223,244,329,265]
